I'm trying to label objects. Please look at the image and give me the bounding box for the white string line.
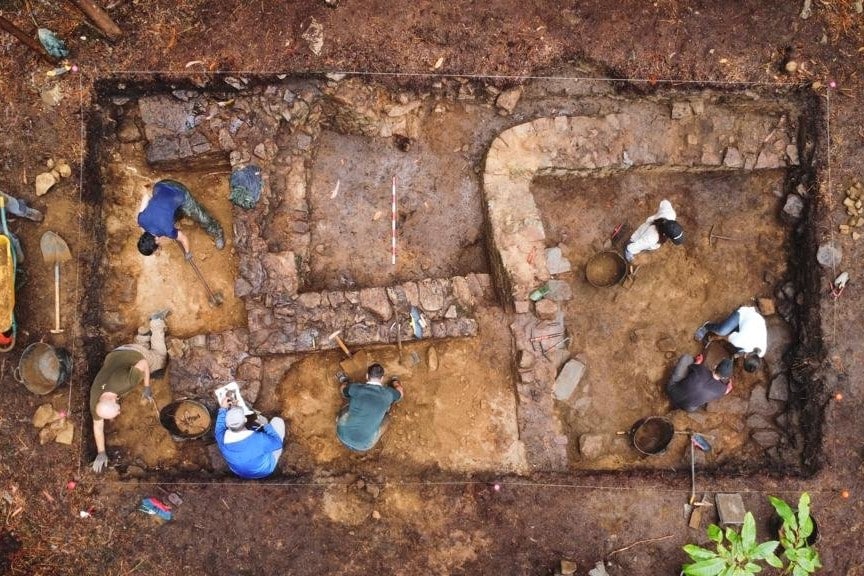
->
[825,87,835,344]
[99,68,809,88]
[73,69,85,478]
[104,478,844,496]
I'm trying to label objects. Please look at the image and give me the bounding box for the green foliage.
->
[682,512,781,576]
[768,493,823,575]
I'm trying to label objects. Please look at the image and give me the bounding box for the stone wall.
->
[135,79,495,406]
[482,92,804,472]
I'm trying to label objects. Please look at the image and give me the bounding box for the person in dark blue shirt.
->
[136,179,225,258]
[666,353,733,412]
[336,363,403,452]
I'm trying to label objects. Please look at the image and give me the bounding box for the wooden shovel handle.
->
[0,15,58,64]
[67,0,123,40]
[52,264,63,333]
[332,334,352,358]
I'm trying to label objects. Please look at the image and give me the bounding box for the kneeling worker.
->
[666,353,734,412]
[694,305,767,373]
[336,363,403,452]
[624,198,685,263]
[215,398,286,479]
[137,179,225,258]
[90,311,170,473]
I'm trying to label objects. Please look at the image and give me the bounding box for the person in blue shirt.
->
[215,398,286,479]
[136,179,225,258]
[336,363,403,452]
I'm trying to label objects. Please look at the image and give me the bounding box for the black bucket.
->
[159,399,214,440]
[14,343,72,395]
[630,416,675,456]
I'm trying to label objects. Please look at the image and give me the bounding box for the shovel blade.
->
[692,433,712,452]
[40,231,72,265]
[338,349,370,380]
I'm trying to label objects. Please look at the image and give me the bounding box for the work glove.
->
[92,452,108,473]
[141,386,153,402]
[184,251,193,262]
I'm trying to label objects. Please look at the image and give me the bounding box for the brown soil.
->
[1,1,863,575]
[279,308,525,476]
[533,169,793,470]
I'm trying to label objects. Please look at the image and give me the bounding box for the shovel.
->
[186,256,224,307]
[685,433,713,525]
[40,231,71,333]
[328,329,369,379]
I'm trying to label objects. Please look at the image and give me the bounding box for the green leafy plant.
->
[768,493,822,575]
[682,512,782,576]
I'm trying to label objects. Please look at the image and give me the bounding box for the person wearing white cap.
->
[215,396,286,479]
[89,310,170,473]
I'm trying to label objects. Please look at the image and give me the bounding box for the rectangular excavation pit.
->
[80,75,826,482]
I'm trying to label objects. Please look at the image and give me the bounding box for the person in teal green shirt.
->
[336,363,403,452]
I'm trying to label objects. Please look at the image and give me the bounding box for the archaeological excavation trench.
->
[77,71,828,483]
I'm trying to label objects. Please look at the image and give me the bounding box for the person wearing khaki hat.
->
[215,397,286,479]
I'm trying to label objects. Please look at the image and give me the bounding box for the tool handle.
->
[333,335,351,357]
[53,264,61,331]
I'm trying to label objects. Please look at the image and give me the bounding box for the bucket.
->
[630,416,675,456]
[14,343,72,395]
[585,251,627,288]
[159,399,214,440]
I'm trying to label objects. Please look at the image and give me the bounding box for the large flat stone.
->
[769,374,790,402]
[360,287,393,321]
[578,434,609,460]
[554,359,586,401]
[545,246,572,275]
[715,493,746,525]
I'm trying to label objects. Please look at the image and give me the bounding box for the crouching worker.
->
[90,311,170,473]
[336,363,403,453]
[694,305,766,373]
[624,199,685,263]
[666,353,734,412]
[137,179,225,258]
[215,399,286,479]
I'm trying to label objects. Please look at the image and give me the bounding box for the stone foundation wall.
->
[134,78,495,406]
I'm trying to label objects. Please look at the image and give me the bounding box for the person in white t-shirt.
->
[624,199,685,263]
[694,305,767,372]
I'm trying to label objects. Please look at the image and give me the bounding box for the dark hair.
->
[137,232,157,256]
[367,363,385,380]
[659,220,685,245]
[743,352,762,373]
[715,358,734,379]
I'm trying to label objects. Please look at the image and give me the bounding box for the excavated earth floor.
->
[82,73,820,486]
